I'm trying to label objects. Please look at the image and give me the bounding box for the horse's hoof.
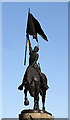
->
[18,85,23,90]
[42,107,45,111]
[24,100,29,105]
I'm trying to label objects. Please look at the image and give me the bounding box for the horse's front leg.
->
[34,95,39,110]
[24,87,29,105]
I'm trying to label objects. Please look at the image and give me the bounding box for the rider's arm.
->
[29,40,32,54]
[26,34,32,54]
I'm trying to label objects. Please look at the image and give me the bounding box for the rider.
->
[18,40,49,90]
[29,40,41,73]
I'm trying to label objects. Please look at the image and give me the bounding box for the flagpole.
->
[24,35,28,65]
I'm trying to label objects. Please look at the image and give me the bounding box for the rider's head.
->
[34,46,39,52]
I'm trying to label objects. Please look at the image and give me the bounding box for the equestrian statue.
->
[18,8,54,120]
[18,37,49,110]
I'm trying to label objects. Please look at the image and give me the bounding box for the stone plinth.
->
[19,109,54,120]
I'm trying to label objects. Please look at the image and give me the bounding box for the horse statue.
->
[18,64,49,111]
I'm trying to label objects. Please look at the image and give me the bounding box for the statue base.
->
[19,109,54,120]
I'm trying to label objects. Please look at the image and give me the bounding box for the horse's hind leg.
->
[42,95,45,111]
[24,87,29,105]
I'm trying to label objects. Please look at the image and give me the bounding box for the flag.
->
[26,9,48,42]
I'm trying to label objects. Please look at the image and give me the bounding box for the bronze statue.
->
[18,9,54,120]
